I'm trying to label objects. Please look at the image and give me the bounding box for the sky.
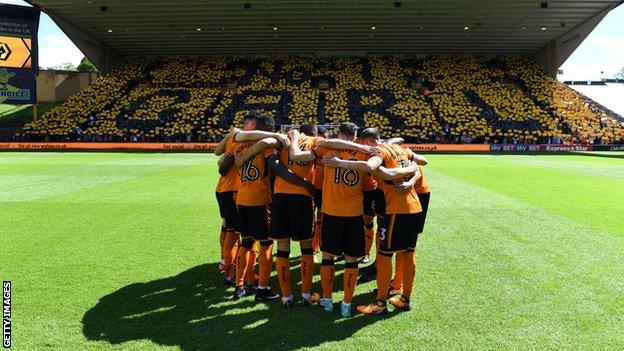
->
[0,0,623,79]
[558,4,624,81]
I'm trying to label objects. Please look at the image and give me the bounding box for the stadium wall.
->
[1,142,622,152]
[37,70,100,103]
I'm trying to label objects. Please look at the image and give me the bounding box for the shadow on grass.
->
[82,262,391,351]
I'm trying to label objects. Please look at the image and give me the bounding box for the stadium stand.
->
[16,56,624,144]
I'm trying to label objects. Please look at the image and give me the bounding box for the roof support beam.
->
[533,2,620,77]
[29,2,124,73]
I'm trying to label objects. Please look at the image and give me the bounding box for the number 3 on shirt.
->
[333,167,359,186]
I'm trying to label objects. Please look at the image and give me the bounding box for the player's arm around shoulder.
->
[372,148,420,181]
[394,170,421,195]
[233,130,274,142]
[405,147,428,166]
[218,135,240,174]
[214,128,240,156]
[268,153,315,195]
[234,137,282,168]
[288,129,317,163]
[373,161,420,181]
[322,153,383,173]
[218,152,235,176]
[411,153,428,166]
[315,138,374,155]
[385,137,405,145]
[234,130,290,147]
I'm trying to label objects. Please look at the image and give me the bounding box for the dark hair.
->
[244,110,260,121]
[317,126,328,136]
[359,127,380,141]
[299,123,318,137]
[338,122,358,138]
[255,114,275,132]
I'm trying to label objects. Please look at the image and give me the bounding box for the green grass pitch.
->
[1,151,623,351]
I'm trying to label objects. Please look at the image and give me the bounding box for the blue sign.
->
[0,67,35,104]
[0,4,40,105]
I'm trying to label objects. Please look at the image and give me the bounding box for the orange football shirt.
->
[215,135,242,193]
[376,143,422,214]
[361,173,377,191]
[229,141,276,206]
[414,165,430,194]
[274,134,320,196]
[312,149,325,190]
[315,147,370,217]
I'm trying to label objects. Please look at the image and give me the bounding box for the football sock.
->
[373,223,382,269]
[401,250,417,298]
[276,250,291,297]
[223,231,239,277]
[391,252,405,290]
[231,242,240,277]
[364,223,375,256]
[375,216,383,253]
[235,246,250,287]
[320,258,335,299]
[300,247,314,294]
[219,225,226,260]
[343,262,358,303]
[245,248,258,285]
[258,241,273,288]
[231,235,239,263]
[376,253,393,301]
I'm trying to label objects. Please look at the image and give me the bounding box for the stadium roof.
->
[26,0,623,72]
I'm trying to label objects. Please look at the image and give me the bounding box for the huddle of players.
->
[214,111,430,317]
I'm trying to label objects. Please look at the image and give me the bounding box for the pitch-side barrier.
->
[1,142,622,152]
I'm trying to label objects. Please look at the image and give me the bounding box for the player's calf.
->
[219,224,227,272]
[299,242,318,305]
[233,237,254,299]
[275,246,293,307]
[358,250,394,316]
[340,260,359,317]
[254,240,279,302]
[319,257,335,312]
[223,230,240,285]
